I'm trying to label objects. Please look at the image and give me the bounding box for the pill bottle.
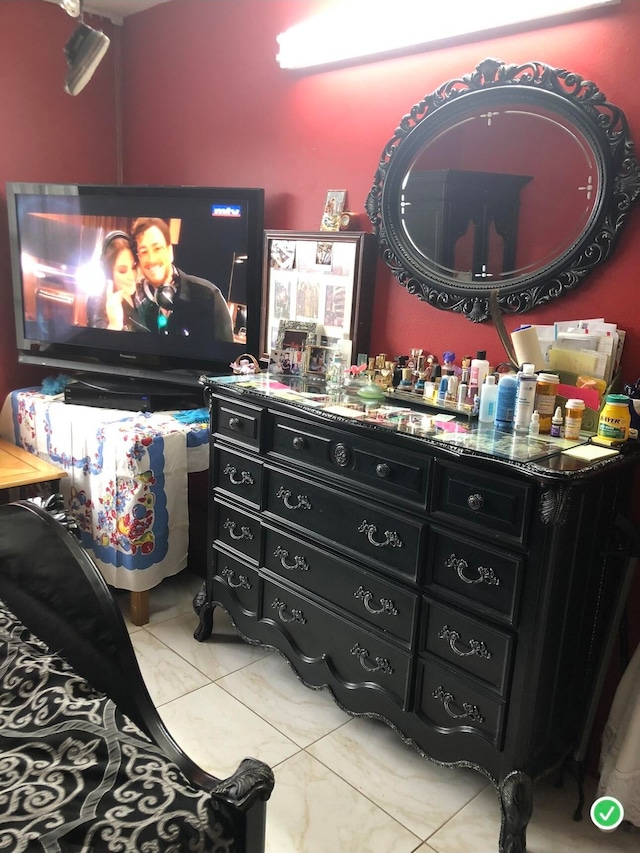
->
[564,399,585,440]
[535,372,560,434]
[597,394,631,442]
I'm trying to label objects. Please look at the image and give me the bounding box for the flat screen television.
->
[6,183,265,388]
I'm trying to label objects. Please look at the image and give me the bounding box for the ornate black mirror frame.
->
[366,58,640,322]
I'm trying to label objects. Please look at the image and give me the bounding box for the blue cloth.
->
[172,407,209,424]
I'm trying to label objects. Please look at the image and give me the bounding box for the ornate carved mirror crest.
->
[366,58,640,322]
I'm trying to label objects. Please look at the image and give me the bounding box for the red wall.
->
[0,1,119,403]
[120,0,640,384]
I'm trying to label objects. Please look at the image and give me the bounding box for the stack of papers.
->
[521,318,624,388]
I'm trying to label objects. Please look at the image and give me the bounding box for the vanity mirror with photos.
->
[366,58,640,321]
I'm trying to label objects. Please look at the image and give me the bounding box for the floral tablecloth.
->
[0,389,208,592]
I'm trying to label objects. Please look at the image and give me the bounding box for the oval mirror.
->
[366,59,640,322]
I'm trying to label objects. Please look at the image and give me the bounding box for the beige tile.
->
[158,681,300,779]
[130,627,210,705]
[309,715,488,839]
[148,611,272,680]
[218,652,351,747]
[428,773,639,853]
[266,751,422,853]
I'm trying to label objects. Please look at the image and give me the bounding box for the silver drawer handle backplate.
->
[433,686,485,723]
[223,519,254,540]
[358,520,403,548]
[438,625,492,659]
[445,553,500,586]
[274,546,310,571]
[354,586,398,616]
[220,567,251,589]
[350,643,394,674]
[271,598,306,624]
[223,464,254,486]
[276,486,311,511]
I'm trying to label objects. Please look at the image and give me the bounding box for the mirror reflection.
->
[367,59,640,321]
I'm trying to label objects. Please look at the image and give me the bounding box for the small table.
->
[0,437,66,498]
[1,389,208,626]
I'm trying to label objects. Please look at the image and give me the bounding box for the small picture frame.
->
[320,190,347,231]
[305,345,332,376]
[268,347,306,376]
[275,319,317,349]
[261,231,377,361]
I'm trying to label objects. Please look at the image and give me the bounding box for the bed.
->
[0,498,274,852]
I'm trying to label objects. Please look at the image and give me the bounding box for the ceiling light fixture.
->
[275,0,620,70]
[58,0,110,95]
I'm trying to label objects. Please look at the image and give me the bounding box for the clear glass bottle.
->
[325,348,345,390]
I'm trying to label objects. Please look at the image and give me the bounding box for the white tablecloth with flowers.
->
[0,389,208,592]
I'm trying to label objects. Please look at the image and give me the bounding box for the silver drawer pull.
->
[228,416,241,431]
[467,493,484,511]
[223,519,254,540]
[438,625,492,659]
[358,520,403,548]
[445,553,500,586]
[375,463,390,478]
[354,586,398,616]
[271,598,306,624]
[223,464,254,486]
[276,486,312,511]
[274,546,309,571]
[433,686,485,723]
[350,643,394,674]
[292,436,306,450]
[221,567,251,589]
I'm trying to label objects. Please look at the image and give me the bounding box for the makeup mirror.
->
[366,58,640,321]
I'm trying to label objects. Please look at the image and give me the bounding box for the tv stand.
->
[64,374,206,412]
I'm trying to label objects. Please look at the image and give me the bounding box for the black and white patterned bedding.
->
[0,598,235,853]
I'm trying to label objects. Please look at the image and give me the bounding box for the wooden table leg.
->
[130,590,150,626]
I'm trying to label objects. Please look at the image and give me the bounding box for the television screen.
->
[7,183,265,386]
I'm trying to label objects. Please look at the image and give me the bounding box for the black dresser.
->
[195,374,639,852]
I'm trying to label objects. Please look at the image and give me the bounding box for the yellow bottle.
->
[597,394,631,442]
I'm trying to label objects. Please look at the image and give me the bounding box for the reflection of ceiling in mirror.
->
[402,105,598,279]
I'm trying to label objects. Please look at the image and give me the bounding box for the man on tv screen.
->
[131,217,234,342]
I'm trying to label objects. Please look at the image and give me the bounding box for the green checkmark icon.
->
[590,796,624,831]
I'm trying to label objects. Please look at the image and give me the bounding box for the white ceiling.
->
[43,0,171,25]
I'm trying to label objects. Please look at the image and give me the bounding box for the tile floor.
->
[119,571,639,853]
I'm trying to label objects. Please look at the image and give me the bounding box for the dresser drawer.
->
[416,660,506,749]
[211,548,260,616]
[264,466,425,582]
[425,527,523,626]
[213,444,263,508]
[270,413,430,507]
[420,599,513,695]
[213,498,261,563]
[261,577,413,708]
[431,461,531,546]
[263,525,419,645]
[212,396,263,450]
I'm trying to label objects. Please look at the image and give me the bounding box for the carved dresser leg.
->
[193,580,215,642]
[499,771,533,853]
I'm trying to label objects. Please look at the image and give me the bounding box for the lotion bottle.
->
[478,375,498,423]
[494,373,518,430]
[469,350,490,399]
[513,363,538,434]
